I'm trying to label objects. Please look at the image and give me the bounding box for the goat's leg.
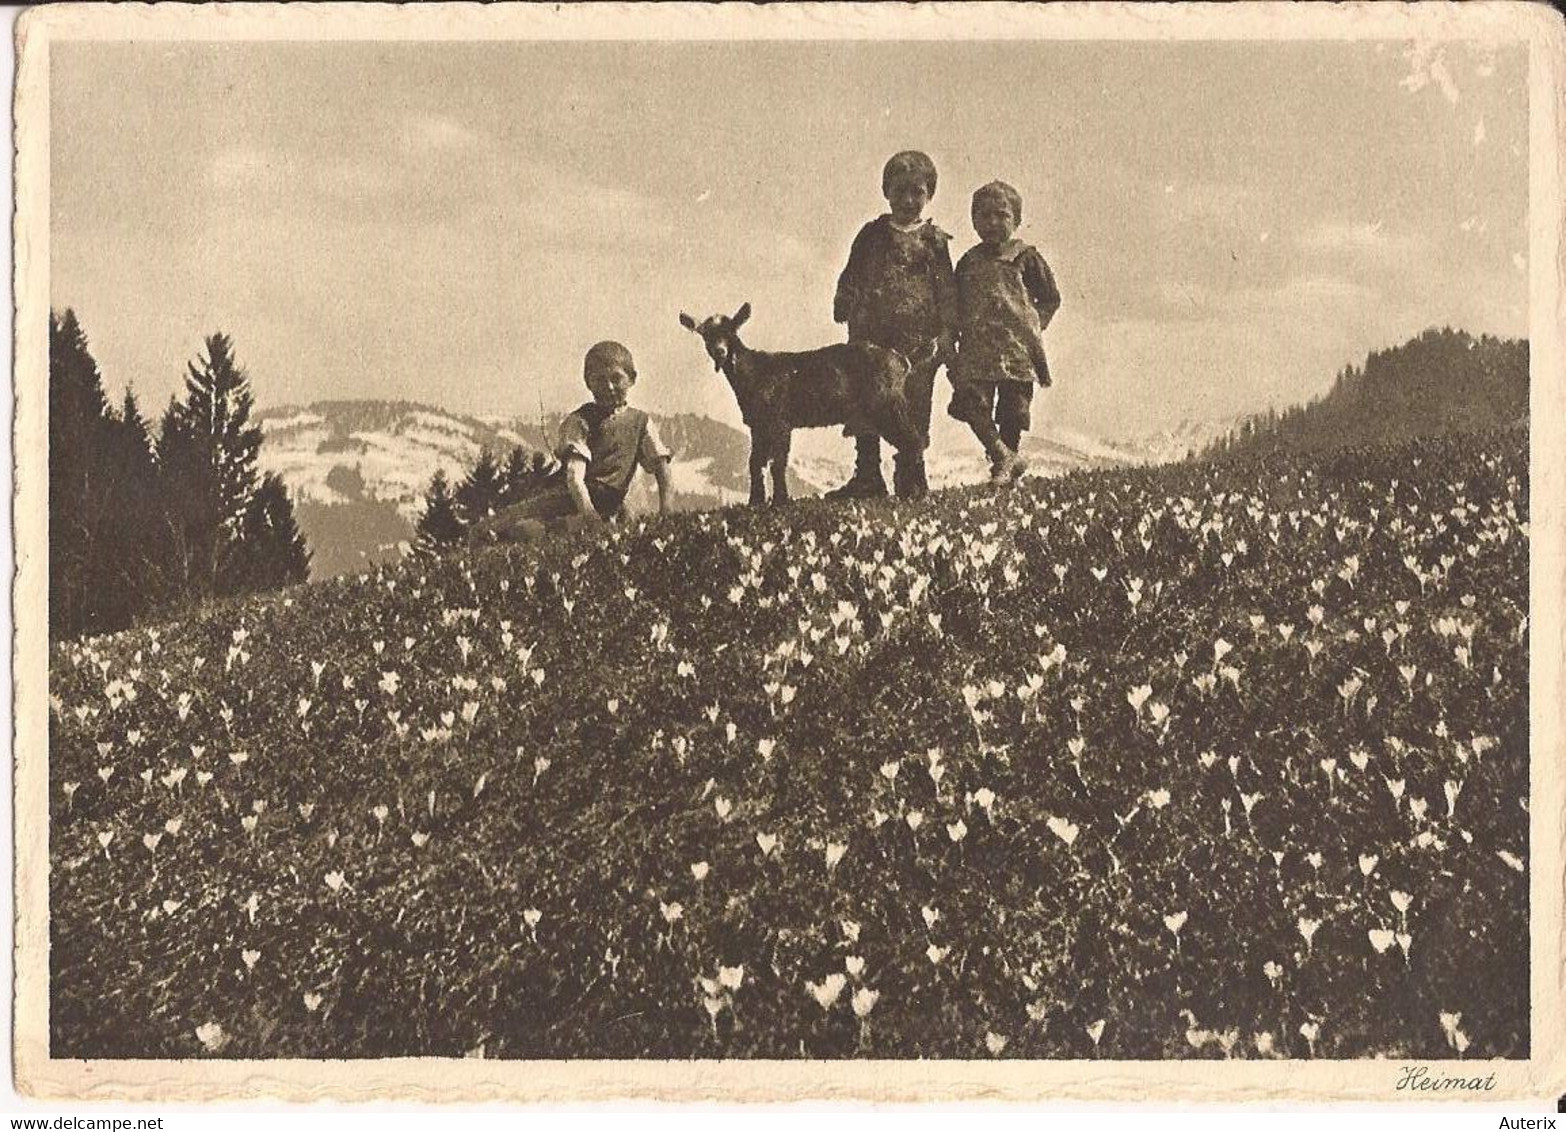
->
[747,432,768,507]
[770,429,792,505]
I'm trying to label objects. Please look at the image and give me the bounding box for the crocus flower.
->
[807,973,846,1010]
[1046,816,1080,847]
[1297,917,1321,951]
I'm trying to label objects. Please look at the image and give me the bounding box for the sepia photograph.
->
[11,0,1566,1104]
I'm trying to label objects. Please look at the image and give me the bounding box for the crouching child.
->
[471,341,673,544]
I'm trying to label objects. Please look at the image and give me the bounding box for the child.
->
[948,180,1060,484]
[829,150,958,499]
[472,341,673,543]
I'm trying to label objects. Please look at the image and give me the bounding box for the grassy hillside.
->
[49,429,1529,1060]
[1204,329,1527,460]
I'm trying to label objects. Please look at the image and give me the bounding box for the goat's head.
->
[678,303,751,372]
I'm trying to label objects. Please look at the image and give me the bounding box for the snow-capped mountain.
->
[1105,415,1251,466]
[256,400,1202,580]
[256,401,832,577]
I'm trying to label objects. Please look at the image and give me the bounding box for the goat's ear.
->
[732,302,752,328]
[678,313,696,331]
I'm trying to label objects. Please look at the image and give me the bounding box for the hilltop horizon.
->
[52,37,1526,441]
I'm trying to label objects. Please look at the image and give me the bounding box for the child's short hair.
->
[882,150,938,198]
[584,340,636,381]
[972,180,1024,224]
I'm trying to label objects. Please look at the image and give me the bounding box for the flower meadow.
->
[49,430,1529,1060]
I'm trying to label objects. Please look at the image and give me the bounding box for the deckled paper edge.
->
[11,0,1566,1105]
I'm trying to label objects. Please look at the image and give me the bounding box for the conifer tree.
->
[227,472,311,593]
[156,333,265,601]
[97,385,169,627]
[48,309,113,637]
[498,445,532,507]
[415,468,465,552]
[498,444,556,507]
[454,448,504,526]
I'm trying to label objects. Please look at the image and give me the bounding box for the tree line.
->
[414,446,560,553]
[49,308,310,641]
[1201,327,1528,461]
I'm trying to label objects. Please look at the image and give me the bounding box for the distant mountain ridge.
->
[255,400,1180,580]
[256,402,830,578]
[1201,328,1528,460]
[253,328,1529,580]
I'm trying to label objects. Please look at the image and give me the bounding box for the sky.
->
[51,36,1528,444]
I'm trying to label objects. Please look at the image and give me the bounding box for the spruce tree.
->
[228,472,311,593]
[416,469,465,552]
[156,333,265,602]
[97,386,169,628]
[454,448,504,526]
[48,309,112,638]
[498,445,533,507]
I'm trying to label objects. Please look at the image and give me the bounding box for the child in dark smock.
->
[473,341,673,543]
[829,150,957,500]
[948,180,1061,484]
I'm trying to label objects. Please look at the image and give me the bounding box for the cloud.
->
[313,160,406,204]
[1298,219,1389,252]
[209,123,492,221]
[209,146,298,193]
[1161,179,1261,223]
[401,113,482,155]
[1043,312,1353,437]
[1160,274,1379,319]
[209,141,420,211]
[1473,116,1487,147]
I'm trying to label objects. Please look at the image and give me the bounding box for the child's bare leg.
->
[969,417,1012,474]
[997,383,1033,454]
[473,483,578,544]
[948,380,1011,466]
[993,384,1033,483]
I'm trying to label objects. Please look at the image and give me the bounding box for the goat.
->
[679,303,930,506]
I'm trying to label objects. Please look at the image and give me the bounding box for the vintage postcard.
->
[12,0,1566,1105]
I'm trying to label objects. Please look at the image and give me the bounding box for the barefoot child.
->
[948,180,1060,484]
[830,150,957,499]
[472,341,673,543]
